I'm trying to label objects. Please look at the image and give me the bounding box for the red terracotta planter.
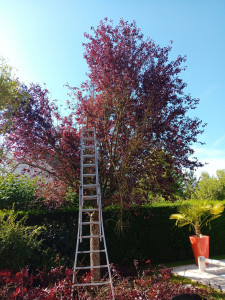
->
[189,235,209,265]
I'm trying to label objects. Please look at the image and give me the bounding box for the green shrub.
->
[191,170,225,200]
[0,173,41,210]
[0,207,45,270]
[180,171,199,200]
[64,187,79,208]
[14,208,79,269]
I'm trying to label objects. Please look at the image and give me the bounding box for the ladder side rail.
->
[72,219,81,284]
[94,129,99,186]
[80,129,84,188]
[97,184,102,236]
[79,128,84,241]
[94,129,101,211]
[73,127,85,284]
[78,185,83,242]
[97,183,100,208]
[80,127,84,247]
[94,128,102,236]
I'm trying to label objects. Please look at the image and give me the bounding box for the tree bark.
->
[195,225,201,237]
[90,210,101,281]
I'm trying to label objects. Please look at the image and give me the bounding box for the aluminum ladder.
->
[72,127,114,299]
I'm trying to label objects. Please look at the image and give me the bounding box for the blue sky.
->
[0,0,225,178]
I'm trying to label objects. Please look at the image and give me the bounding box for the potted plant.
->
[170,201,224,265]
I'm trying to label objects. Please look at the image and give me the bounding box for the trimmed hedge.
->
[2,201,225,268]
[104,203,225,266]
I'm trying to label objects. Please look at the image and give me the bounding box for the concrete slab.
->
[172,260,225,292]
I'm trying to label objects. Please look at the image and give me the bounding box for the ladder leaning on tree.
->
[72,126,115,299]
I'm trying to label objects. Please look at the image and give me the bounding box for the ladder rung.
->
[83,174,96,177]
[78,250,106,254]
[83,195,97,200]
[82,208,98,212]
[80,235,103,239]
[83,184,97,189]
[83,145,95,149]
[83,128,94,132]
[73,281,108,287]
[76,265,108,270]
[83,154,95,158]
[82,221,100,225]
[83,137,95,141]
[83,164,95,167]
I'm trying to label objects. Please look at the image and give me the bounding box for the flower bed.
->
[0,261,209,299]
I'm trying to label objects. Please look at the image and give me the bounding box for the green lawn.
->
[171,275,225,299]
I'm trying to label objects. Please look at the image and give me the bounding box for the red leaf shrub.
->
[0,262,209,299]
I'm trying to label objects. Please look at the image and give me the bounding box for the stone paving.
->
[172,260,225,292]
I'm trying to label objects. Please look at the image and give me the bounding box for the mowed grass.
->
[170,275,225,299]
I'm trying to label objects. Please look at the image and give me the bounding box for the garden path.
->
[172,260,225,292]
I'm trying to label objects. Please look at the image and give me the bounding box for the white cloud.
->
[194,147,224,157]
[195,158,225,178]
[193,147,225,178]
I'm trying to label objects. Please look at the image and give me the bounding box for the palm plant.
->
[170,201,224,237]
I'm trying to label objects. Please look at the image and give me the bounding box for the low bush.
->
[0,208,46,270]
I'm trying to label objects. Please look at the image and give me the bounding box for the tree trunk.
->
[90,210,101,282]
[195,224,201,237]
